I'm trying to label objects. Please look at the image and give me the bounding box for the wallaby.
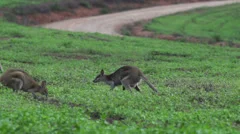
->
[0,67,48,99]
[93,66,158,93]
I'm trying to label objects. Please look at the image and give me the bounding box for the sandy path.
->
[42,0,240,35]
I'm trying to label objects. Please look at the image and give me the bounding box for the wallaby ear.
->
[100,69,104,75]
[41,80,47,88]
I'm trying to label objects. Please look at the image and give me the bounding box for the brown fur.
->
[0,69,48,99]
[93,66,158,93]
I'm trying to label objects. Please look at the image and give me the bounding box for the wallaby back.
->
[109,66,142,85]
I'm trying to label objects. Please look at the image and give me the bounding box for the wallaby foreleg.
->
[110,83,115,91]
[134,86,141,92]
[121,80,132,92]
[27,89,38,99]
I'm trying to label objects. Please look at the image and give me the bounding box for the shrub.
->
[3,12,17,23]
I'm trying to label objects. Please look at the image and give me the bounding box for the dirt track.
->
[42,0,240,36]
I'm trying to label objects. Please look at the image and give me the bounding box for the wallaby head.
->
[26,80,48,99]
[38,80,48,98]
[93,69,106,83]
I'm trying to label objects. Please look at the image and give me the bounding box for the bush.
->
[100,8,110,14]
[3,12,17,23]
[79,0,92,8]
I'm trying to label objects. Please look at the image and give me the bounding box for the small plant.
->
[10,31,25,38]
[3,12,17,23]
[79,0,92,8]
[120,25,133,36]
[35,3,51,13]
[50,3,66,11]
[212,34,222,42]
[100,8,110,14]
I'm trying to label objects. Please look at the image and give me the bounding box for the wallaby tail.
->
[0,63,3,73]
[141,75,158,93]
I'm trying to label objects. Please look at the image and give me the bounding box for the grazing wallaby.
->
[0,68,48,99]
[93,66,158,93]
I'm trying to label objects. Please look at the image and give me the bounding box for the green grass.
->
[0,0,63,8]
[0,19,240,133]
[145,4,240,43]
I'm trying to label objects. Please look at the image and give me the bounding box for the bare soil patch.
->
[164,79,230,92]
[44,53,89,60]
[81,35,112,42]
[68,102,85,108]
[0,58,35,64]
[233,120,240,129]
[38,96,125,123]
[150,51,190,58]
[0,37,11,41]
[23,8,100,25]
[172,67,197,72]
[90,111,101,120]
[106,115,125,124]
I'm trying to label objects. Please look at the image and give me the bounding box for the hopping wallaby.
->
[93,66,158,93]
[0,68,48,99]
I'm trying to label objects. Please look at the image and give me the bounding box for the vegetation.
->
[1,1,240,133]
[0,19,240,133]
[0,0,145,9]
[0,0,60,8]
[145,4,240,43]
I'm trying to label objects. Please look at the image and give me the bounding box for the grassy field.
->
[0,0,62,8]
[1,2,240,133]
[0,19,240,133]
[145,4,240,43]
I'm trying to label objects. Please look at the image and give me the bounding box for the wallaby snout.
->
[93,69,105,83]
[39,80,48,99]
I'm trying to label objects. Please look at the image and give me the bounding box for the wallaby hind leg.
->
[134,86,141,92]
[121,80,132,92]
[110,83,115,91]
[11,78,23,92]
